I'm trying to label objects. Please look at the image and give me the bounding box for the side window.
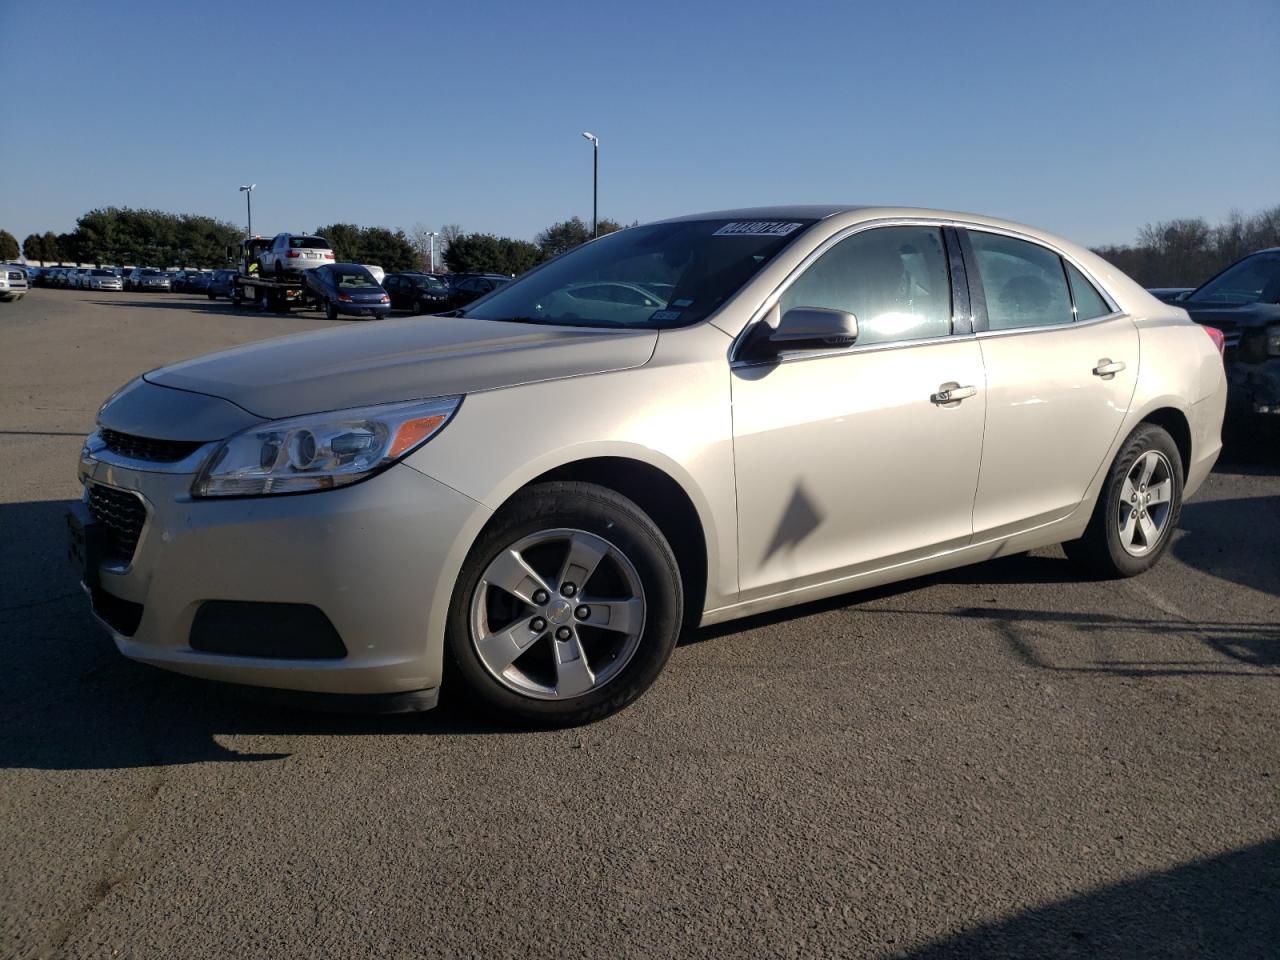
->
[1065,262,1111,321]
[780,225,952,347]
[968,232,1073,330]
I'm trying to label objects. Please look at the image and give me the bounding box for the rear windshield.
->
[139,269,162,276]
[290,236,330,249]
[463,218,817,328]
[336,270,378,288]
[91,269,113,276]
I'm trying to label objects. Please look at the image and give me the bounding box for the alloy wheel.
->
[469,528,646,700]
[1117,450,1174,557]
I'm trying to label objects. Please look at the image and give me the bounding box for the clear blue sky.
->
[1,0,1276,249]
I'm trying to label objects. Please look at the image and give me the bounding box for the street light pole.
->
[238,184,256,237]
[428,231,438,273]
[581,132,598,238]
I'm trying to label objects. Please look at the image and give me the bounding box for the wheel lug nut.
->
[530,617,546,632]
[532,590,549,605]
[561,582,577,597]
[575,605,590,620]
[555,626,572,641]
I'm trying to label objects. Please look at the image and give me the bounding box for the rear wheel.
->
[445,482,683,726]
[324,298,337,321]
[1065,423,1184,578]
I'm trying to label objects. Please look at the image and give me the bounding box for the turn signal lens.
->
[389,415,448,458]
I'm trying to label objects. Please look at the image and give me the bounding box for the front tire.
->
[1065,423,1184,578]
[445,482,683,726]
[324,298,337,321]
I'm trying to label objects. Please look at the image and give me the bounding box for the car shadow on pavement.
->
[0,499,523,772]
[899,835,1280,959]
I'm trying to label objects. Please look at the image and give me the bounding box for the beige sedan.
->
[73,206,1226,724]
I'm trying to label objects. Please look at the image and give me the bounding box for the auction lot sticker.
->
[713,221,804,237]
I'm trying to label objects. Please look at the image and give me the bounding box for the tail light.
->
[286,250,301,259]
[324,253,334,260]
[1203,326,1225,358]
[379,294,390,303]
[338,293,353,302]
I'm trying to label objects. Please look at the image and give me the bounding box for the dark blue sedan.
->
[304,263,392,321]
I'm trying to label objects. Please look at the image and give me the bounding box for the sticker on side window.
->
[713,221,804,237]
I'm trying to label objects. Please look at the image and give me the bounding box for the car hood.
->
[141,315,658,421]
[1181,300,1280,330]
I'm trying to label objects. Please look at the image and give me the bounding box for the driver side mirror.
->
[769,307,859,350]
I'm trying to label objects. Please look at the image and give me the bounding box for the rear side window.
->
[969,232,1073,330]
[1066,263,1111,320]
[291,236,330,249]
[780,225,952,347]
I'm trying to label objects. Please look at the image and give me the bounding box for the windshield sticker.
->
[650,310,682,322]
[672,298,694,308]
[713,221,804,237]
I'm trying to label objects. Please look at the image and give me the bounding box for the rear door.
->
[959,228,1138,539]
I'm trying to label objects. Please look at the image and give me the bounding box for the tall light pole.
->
[581,132,598,238]
[238,184,256,237]
[428,231,438,273]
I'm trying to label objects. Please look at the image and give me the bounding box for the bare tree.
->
[407,223,435,271]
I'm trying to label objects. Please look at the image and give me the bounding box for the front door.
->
[732,224,987,600]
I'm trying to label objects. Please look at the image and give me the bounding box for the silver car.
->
[0,264,28,301]
[85,268,123,291]
[72,206,1227,725]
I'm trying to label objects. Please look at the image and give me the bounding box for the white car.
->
[0,264,29,301]
[68,267,92,289]
[258,233,334,276]
[74,205,1226,725]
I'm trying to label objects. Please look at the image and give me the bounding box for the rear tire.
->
[324,298,337,321]
[1064,423,1184,578]
[444,482,683,727]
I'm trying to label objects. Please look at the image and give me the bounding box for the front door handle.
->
[931,382,977,405]
[1093,359,1126,378]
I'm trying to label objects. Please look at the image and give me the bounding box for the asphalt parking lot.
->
[1,288,1277,959]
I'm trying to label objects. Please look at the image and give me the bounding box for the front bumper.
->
[1226,357,1280,415]
[76,446,488,696]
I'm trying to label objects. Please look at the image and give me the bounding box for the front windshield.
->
[463,218,817,328]
[1188,253,1280,306]
[412,276,446,291]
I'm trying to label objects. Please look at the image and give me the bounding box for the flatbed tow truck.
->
[226,237,317,313]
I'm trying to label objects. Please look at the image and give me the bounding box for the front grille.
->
[86,483,147,564]
[100,428,203,463]
[8,271,23,280]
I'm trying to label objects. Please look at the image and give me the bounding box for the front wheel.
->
[1064,423,1184,578]
[324,298,337,321]
[445,482,683,726]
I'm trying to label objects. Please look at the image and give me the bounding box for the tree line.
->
[12,205,1273,285]
[1091,205,1280,288]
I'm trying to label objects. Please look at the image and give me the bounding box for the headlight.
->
[1268,325,1280,357]
[193,396,461,497]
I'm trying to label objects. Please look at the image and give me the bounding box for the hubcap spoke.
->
[1119,507,1139,546]
[552,632,595,697]
[1138,512,1159,547]
[557,533,608,593]
[579,597,643,634]
[475,616,543,673]
[1137,452,1157,488]
[483,548,553,605]
[1120,476,1137,503]
[1148,479,1172,505]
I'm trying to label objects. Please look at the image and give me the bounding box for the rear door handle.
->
[1093,359,1126,377]
[931,382,977,405]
